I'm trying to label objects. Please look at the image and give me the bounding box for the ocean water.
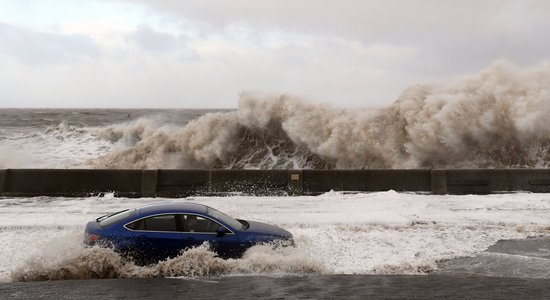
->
[0,108,222,168]
[3,62,550,170]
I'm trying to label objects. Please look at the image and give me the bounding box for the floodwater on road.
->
[2,191,550,282]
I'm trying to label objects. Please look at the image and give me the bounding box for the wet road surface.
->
[438,235,550,279]
[2,236,550,299]
[1,275,550,299]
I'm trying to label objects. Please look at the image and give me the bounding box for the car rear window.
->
[99,209,136,227]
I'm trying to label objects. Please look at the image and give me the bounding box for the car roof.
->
[137,202,209,216]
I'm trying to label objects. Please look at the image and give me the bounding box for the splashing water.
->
[3,192,550,282]
[11,239,325,282]
[91,61,550,169]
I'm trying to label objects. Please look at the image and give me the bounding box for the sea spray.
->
[92,61,550,169]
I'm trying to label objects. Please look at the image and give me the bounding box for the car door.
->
[179,214,241,258]
[126,214,182,262]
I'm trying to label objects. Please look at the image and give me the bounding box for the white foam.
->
[4,62,550,169]
[90,61,550,169]
[2,192,550,281]
[0,122,113,168]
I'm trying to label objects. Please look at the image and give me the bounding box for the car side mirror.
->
[216,226,226,237]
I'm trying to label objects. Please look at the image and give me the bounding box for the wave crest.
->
[92,61,550,169]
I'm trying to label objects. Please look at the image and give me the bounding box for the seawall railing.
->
[1,169,550,197]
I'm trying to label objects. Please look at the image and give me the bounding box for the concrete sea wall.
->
[1,169,550,197]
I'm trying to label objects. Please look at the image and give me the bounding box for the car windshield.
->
[98,209,136,227]
[206,207,244,230]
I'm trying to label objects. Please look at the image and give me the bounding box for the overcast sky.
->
[1,0,549,108]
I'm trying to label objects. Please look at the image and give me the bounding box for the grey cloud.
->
[0,23,101,65]
[117,1,547,39]
[3,1,549,108]
[129,24,180,52]
[119,0,550,76]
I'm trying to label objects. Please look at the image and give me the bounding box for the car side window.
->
[127,214,178,232]
[181,214,224,233]
[126,219,145,230]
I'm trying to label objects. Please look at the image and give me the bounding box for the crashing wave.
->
[91,61,550,169]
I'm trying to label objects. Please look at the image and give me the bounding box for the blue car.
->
[84,202,293,264]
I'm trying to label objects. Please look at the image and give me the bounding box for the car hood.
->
[244,220,293,239]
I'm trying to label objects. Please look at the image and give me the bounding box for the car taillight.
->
[86,234,101,244]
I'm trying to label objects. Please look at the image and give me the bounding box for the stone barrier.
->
[1,169,550,197]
